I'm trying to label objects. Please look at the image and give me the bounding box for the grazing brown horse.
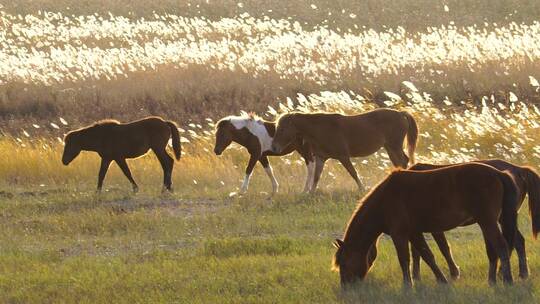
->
[409,159,540,280]
[62,116,181,192]
[332,163,518,287]
[271,109,418,192]
[214,113,313,194]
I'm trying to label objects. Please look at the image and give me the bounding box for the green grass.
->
[1,185,540,303]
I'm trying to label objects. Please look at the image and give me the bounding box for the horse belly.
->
[416,209,473,232]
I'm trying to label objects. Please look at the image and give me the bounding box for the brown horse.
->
[271,109,418,192]
[214,114,313,194]
[409,159,540,280]
[332,163,518,287]
[62,116,181,192]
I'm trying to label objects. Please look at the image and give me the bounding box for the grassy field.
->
[2,176,540,303]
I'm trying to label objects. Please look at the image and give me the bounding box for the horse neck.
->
[292,114,315,137]
[344,204,382,253]
[78,127,101,152]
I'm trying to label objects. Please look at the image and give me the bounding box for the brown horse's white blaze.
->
[214,114,313,194]
[271,109,418,192]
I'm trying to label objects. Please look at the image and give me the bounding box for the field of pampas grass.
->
[2,9,540,132]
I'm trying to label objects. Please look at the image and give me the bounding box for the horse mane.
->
[216,112,264,130]
[92,119,121,127]
[64,119,120,140]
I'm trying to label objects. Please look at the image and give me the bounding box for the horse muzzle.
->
[214,147,223,156]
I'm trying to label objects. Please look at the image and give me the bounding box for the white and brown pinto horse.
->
[271,109,418,192]
[214,114,313,194]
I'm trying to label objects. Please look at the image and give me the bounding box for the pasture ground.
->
[1,165,539,303]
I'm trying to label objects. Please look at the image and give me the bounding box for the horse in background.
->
[333,163,518,287]
[62,116,181,192]
[214,113,313,195]
[271,108,418,192]
[409,159,540,280]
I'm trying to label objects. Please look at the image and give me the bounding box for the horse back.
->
[385,163,509,232]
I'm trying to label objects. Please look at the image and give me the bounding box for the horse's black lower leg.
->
[115,158,138,192]
[433,232,460,279]
[411,246,422,280]
[338,157,364,192]
[97,158,112,191]
[410,233,448,283]
[240,153,259,194]
[483,238,499,284]
[385,145,409,168]
[514,230,529,279]
[154,148,174,191]
[310,156,326,193]
[480,222,512,284]
[391,234,413,287]
[499,229,528,279]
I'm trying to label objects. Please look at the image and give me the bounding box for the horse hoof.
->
[438,277,449,284]
[450,268,460,280]
[519,267,529,279]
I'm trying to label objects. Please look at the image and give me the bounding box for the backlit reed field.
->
[3,9,540,129]
[2,3,540,303]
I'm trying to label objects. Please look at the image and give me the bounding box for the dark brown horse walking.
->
[271,109,418,192]
[214,114,313,194]
[62,116,181,192]
[332,163,518,288]
[409,159,540,280]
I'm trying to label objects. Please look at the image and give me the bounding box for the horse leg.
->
[152,148,174,191]
[302,159,315,193]
[503,229,528,279]
[298,141,314,193]
[385,145,409,168]
[411,246,422,280]
[514,229,529,279]
[259,156,278,194]
[310,156,326,193]
[433,232,461,279]
[479,222,512,284]
[391,234,413,287]
[483,237,499,284]
[410,233,448,283]
[97,158,112,192]
[240,154,258,194]
[338,157,364,192]
[368,243,378,269]
[115,158,139,192]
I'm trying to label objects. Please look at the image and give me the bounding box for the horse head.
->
[214,119,235,155]
[271,113,298,153]
[332,238,373,287]
[62,131,82,165]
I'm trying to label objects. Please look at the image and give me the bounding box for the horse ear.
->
[333,239,344,249]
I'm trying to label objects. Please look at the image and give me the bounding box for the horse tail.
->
[401,111,418,164]
[522,166,540,239]
[499,171,519,248]
[166,121,182,160]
